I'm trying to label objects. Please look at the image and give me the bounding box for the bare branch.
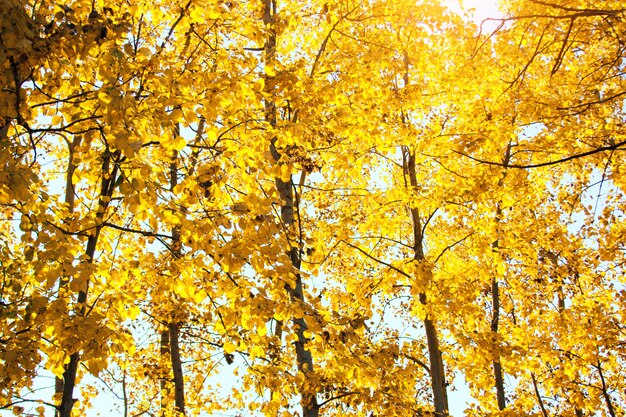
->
[455,139,626,169]
[102,222,173,239]
[342,240,411,279]
[434,232,475,265]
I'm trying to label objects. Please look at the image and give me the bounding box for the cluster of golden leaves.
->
[1,0,625,416]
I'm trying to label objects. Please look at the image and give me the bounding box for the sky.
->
[448,0,502,23]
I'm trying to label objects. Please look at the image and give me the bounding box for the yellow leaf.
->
[172,136,186,151]
[98,91,112,104]
[223,341,237,354]
[170,109,183,122]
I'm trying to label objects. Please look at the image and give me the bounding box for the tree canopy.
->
[1,0,625,416]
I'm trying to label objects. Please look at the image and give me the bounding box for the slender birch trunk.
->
[54,136,81,416]
[404,149,448,416]
[490,145,512,411]
[169,323,185,415]
[59,151,120,417]
[168,144,186,415]
[263,1,319,415]
[491,277,506,410]
[160,329,171,417]
[159,131,187,415]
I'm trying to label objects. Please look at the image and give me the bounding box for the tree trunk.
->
[169,323,186,415]
[59,152,118,417]
[263,1,319,415]
[490,147,511,411]
[422,313,448,416]
[160,329,171,417]
[491,278,506,410]
[55,135,81,416]
[405,149,448,416]
[531,372,549,417]
[597,360,616,417]
[161,146,186,415]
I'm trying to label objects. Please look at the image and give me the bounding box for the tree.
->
[1,0,625,416]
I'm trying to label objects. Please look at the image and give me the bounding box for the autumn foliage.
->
[1,0,625,416]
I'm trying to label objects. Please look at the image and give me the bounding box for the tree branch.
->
[342,240,411,279]
[455,139,626,169]
[434,232,475,265]
[102,222,173,239]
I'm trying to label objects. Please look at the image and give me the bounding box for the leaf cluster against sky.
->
[1,0,625,416]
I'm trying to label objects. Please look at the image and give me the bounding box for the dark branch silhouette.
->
[455,139,626,169]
